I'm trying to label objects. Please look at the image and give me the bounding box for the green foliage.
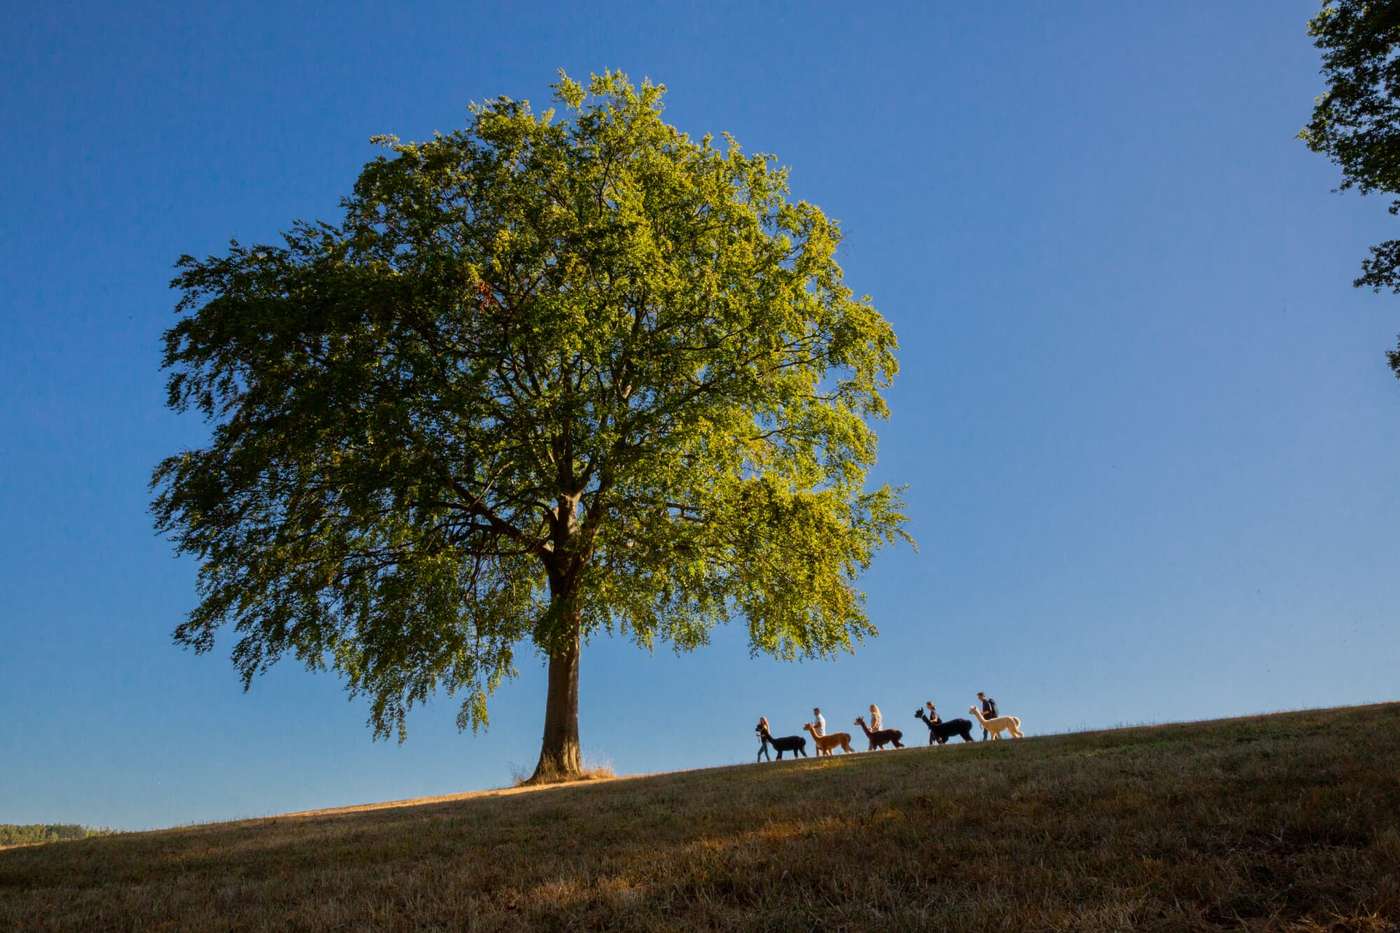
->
[0,824,110,846]
[1302,1,1400,371]
[154,70,908,743]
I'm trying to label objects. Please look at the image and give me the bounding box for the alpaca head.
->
[854,716,865,727]
[969,706,979,716]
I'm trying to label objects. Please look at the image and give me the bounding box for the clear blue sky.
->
[3,1,1396,831]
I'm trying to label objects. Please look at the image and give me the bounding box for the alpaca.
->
[757,723,808,759]
[802,722,855,756]
[968,705,1023,740]
[913,709,974,745]
[854,716,904,750]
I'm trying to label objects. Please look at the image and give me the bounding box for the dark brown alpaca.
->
[854,716,904,750]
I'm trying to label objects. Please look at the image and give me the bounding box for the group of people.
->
[755,691,1004,759]
[924,691,1001,739]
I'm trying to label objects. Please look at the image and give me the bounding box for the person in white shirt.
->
[812,707,826,736]
[869,703,883,731]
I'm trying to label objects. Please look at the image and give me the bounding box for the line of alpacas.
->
[755,701,1024,761]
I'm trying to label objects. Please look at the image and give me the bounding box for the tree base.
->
[518,760,615,787]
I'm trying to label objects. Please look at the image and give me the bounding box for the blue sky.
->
[3,1,1397,831]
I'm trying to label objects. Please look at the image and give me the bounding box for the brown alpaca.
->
[802,722,855,756]
[854,716,904,750]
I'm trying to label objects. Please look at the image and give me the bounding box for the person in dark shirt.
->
[977,691,998,741]
[756,716,772,762]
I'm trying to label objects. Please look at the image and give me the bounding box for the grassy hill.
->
[3,703,1398,931]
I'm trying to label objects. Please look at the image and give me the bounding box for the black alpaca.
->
[757,723,808,760]
[914,709,974,745]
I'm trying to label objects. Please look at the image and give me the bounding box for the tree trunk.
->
[529,621,582,783]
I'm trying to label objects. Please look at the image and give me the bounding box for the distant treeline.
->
[0,824,112,846]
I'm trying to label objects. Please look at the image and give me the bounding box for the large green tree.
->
[1303,0,1400,374]
[154,72,906,782]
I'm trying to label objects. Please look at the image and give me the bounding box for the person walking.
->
[756,716,772,762]
[868,703,883,731]
[812,707,826,736]
[977,691,998,741]
[924,700,940,723]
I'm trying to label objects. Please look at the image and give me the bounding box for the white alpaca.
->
[969,705,1023,740]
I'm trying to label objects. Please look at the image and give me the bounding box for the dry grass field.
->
[4,703,1399,931]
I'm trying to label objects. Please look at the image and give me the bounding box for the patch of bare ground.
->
[3,703,1399,931]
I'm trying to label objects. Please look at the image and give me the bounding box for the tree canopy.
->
[1303,0,1400,372]
[153,71,907,780]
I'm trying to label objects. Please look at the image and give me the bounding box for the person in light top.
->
[869,703,883,731]
[812,707,826,736]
